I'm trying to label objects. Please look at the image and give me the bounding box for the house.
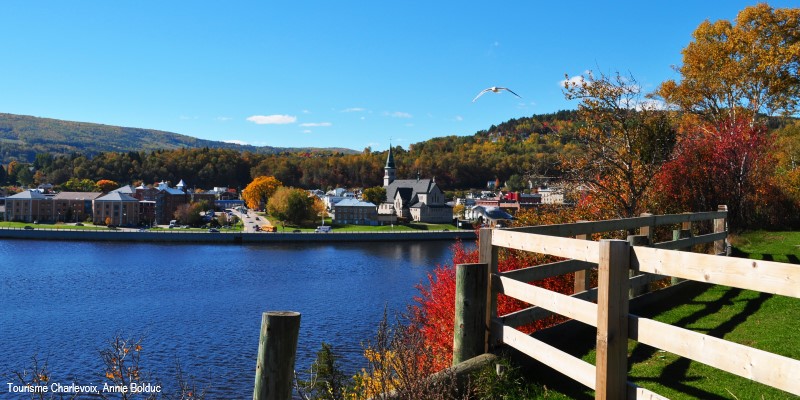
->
[52,192,103,223]
[93,192,140,226]
[378,146,452,224]
[465,205,514,227]
[333,198,378,225]
[4,190,52,222]
[324,188,357,211]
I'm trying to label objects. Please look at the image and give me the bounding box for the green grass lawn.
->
[0,221,107,230]
[520,230,800,399]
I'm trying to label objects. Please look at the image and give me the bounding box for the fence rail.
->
[453,205,800,399]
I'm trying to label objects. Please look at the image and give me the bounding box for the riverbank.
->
[0,226,476,243]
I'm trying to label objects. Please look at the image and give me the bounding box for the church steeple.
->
[383,143,396,187]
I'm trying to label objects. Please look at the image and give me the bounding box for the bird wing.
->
[472,88,492,102]
[500,87,522,99]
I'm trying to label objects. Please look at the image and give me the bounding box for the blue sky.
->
[0,1,795,152]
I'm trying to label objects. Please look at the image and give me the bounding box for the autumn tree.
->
[267,186,317,225]
[174,201,207,227]
[0,163,6,185]
[361,186,386,205]
[773,120,800,204]
[62,178,98,192]
[95,179,119,193]
[241,176,282,210]
[658,4,800,125]
[562,70,677,219]
[655,118,783,228]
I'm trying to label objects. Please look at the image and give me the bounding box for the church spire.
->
[383,143,396,187]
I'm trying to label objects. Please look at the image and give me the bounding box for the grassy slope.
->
[525,231,799,399]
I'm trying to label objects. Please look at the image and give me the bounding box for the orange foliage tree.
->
[241,176,282,210]
[96,179,119,193]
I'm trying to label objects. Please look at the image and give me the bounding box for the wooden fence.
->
[453,206,800,399]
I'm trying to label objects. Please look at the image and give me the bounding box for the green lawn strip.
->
[0,221,106,230]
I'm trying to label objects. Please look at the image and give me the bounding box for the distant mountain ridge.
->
[0,113,357,163]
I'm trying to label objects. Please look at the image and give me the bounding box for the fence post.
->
[253,311,301,400]
[479,228,500,348]
[453,262,489,365]
[671,215,693,285]
[574,221,590,294]
[714,205,728,255]
[638,212,654,243]
[627,234,650,298]
[596,240,630,400]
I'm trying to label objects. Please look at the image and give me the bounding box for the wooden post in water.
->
[574,221,591,294]
[453,262,489,366]
[253,311,301,400]
[627,234,650,298]
[714,205,728,255]
[595,240,630,400]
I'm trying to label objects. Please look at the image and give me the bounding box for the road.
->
[228,208,268,233]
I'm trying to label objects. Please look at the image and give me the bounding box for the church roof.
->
[387,179,437,206]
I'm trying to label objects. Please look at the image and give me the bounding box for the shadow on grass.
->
[730,245,800,265]
[504,282,771,399]
[628,287,770,399]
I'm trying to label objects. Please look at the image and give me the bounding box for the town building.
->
[378,146,452,224]
[93,192,141,226]
[53,192,103,223]
[333,198,378,225]
[4,190,52,222]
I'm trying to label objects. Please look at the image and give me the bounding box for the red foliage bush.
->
[410,236,576,371]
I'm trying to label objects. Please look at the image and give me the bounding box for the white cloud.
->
[216,116,232,122]
[302,109,311,114]
[302,129,312,134]
[384,111,412,118]
[342,107,366,113]
[299,122,332,127]
[454,115,463,122]
[559,70,594,88]
[223,139,249,145]
[246,114,297,125]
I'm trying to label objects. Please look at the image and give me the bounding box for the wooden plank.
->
[501,287,599,328]
[497,322,596,390]
[632,246,800,298]
[494,274,598,326]
[506,211,724,238]
[501,259,595,283]
[629,314,800,396]
[653,231,726,251]
[479,228,500,348]
[627,383,670,400]
[492,230,600,263]
[595,240,630,400]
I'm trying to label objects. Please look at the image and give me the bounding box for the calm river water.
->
[0,239,459,397]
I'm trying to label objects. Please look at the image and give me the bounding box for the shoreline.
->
[0,227,477,243]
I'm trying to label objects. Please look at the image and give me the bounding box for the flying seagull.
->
[472,86,522,102]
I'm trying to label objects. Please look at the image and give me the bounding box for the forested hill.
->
[0,110,585,190]
[0,113,355,164]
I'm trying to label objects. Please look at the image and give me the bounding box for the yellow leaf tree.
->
[658,4,800,125]
[242,176,282,210]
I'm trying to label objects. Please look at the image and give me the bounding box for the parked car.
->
[24,226,33,230]
[208,228,220,233]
